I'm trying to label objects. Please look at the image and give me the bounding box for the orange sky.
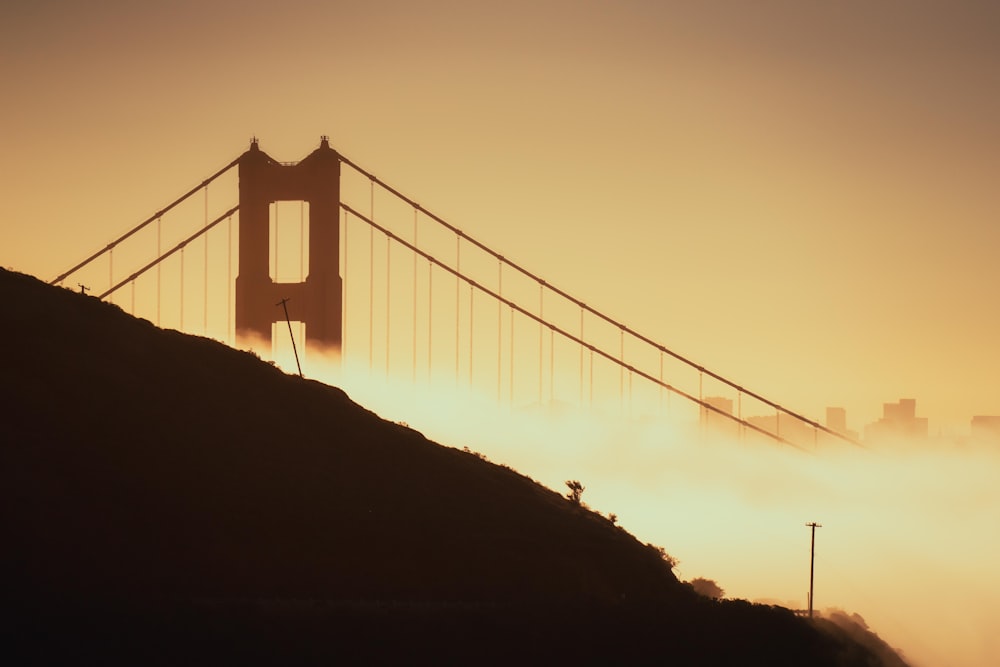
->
[3,2,999,663]
[3,1,998,433]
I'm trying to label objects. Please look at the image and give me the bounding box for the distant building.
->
[971,416,1000,442]
[826,407,848,433]
[864,398,928,443]
[701,396,738,438]
[823,407,859,442]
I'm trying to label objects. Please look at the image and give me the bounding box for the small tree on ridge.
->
[565,480,585,505]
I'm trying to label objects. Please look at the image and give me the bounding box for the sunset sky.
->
[3,2,999,664]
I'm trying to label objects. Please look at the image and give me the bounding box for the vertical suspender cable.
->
[455,235,461,384]
[659,350,664,410]
[699,371,704,437]
[589,348,594,406]
[130,280,135,314]
[300,201,305,282]
[469,284,474,387]
[619,327,625,414]
[342,209,348,357]
[538,283,544,405]
[299,201,305,364]
[108,247,114,304]
[509,304,514,405]
[227,213,232,344]
[156,217,162,326]
[204,186,209,333]
[550,326,554,404]
[274,202,279,281]
[497,260,502,401]
[428,262,433,381]
[413,209,418,382]
[629,370,634,420]
[386,234,391,377]
[369,180,374,371]
[738,391,744,440]
[179,246,185,330]
[579,307,584,405]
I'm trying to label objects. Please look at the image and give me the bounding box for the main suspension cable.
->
[337,155,854,445]
[341,202,808,450]
[52,156,240,286]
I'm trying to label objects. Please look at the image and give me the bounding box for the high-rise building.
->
[701,396,737,437]
[826,407,847,434]
[864,398,928,443]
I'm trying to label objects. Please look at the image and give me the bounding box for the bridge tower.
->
[235,137,342,356]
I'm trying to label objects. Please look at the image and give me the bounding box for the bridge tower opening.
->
[235,137,342,358]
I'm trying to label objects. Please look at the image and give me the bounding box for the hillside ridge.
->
[0,268,908,666]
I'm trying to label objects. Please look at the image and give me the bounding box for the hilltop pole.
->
[806,522,822,618]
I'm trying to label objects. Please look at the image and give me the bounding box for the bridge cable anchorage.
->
[98,206,239,300]
[337,153,858,446]
[50,156,240,286]
[340,202,809,451]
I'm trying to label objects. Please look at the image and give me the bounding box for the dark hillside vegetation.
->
[0,268,907,665]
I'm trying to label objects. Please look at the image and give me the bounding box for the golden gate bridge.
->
[51,137,860,451]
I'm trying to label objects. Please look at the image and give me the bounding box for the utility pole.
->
[276,297,304,378]
[806,522,822,618]
[78,284,89,295]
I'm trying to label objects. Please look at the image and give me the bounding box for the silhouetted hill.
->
[0,268,908,665]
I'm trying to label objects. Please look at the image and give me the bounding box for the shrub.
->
[565,480,585,505]
[689,577,725,599]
